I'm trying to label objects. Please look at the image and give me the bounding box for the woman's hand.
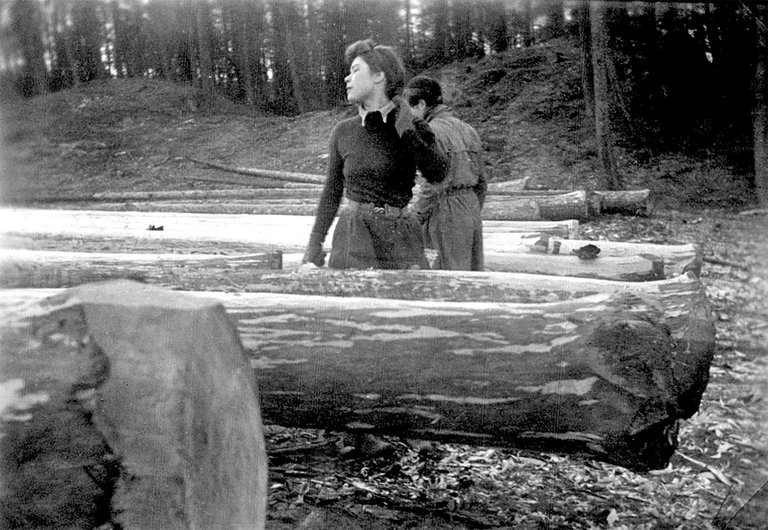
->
[393,97,415,137]
[302,235,326,267]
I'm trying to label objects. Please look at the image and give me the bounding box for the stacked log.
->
[0,197,712,472]
[4,165,654,220]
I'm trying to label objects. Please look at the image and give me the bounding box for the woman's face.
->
[345,56,383,105]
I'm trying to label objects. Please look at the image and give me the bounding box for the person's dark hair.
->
[404,76,443,108]
[344,39,405,100]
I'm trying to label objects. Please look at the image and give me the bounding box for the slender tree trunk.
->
[323,0,346,106]
[579,0,594,119]
[590,1,622,190]
[10,0,49,96]
[523,0,534,47]
[195,1,215,110]
[754,6,768,206]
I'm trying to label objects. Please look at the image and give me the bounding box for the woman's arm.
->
[393,97,448,184]
[304,128,345,265]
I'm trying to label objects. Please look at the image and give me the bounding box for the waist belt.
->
[346,199,407,217]
[445,186,475,197]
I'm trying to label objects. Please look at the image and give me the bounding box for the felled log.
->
[484,190,597,220]
[186,156,326,185]
[1,242,662,286]
[0,280,267,529]
[216,289,712,470]
[482,219,579,239]
[0,249,283,288]
[1,208,579,252]
[483,251,664,280]
[484,236,702,277]
[594,189,653,216]
[485,187,653,217]
[2,282,715,470]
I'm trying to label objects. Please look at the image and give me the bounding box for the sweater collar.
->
[359,100,396,126]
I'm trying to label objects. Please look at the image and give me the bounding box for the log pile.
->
[0,173,713,477]
[5,166,654,221]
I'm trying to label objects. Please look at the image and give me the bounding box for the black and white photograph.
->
[1,0,766,528]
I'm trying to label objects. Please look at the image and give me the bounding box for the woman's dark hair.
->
[404,76,443,108]
[344,39,405,99]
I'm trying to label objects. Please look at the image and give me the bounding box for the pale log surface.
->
[2,283,715,470]
[0,280,267,529]
[484,190,597,220]
[0,249,283,288]
[1,208,579,252]
[483,251,665,280]
[483,237,701,277]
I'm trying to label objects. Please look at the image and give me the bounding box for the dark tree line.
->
[1,0,767,203]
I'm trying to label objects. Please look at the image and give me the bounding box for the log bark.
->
[0,280,267,529]
[1,283,715,471]
[594,189,653,216]
[484,190,597,220]
[0,249,283,288]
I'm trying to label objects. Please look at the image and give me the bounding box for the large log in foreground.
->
[228,289,711,470]
[0,281,267,529]
[1,283,714,470]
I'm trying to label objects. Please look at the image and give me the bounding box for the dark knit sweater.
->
[309,106,447,243]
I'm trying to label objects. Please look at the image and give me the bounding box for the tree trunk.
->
[590,1,622,190]
[1,208,580,254]
[186,157,326,184]
[0,207,581,252]
[0,251,697,299]
[1,280,267,529]
[485,190,598,220]
[10,0,49,96]
[579,0,594,119]
[484,252,664,281]
[8,187,652,218]
[754,5,768,206]
[490,236,700,277]
[1,281,716,471]
[0,249,283,289]
[195,1,215,110]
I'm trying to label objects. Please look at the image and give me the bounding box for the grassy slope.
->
[0,37,757,209]
[1,37,766,530]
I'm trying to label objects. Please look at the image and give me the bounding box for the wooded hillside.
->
[1,0,767,203]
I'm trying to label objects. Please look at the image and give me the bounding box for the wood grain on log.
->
[0,280,268,529]
[0,249,283,288]
[483,252,664,280]
[2,281,715,470]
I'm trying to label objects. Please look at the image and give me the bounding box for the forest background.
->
[1,0,767,205]
[1,1,768,529]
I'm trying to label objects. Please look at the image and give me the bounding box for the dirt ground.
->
[1,41,767,529]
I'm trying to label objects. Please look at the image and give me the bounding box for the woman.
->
[302,40,448,269]
[404,75,487,271]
